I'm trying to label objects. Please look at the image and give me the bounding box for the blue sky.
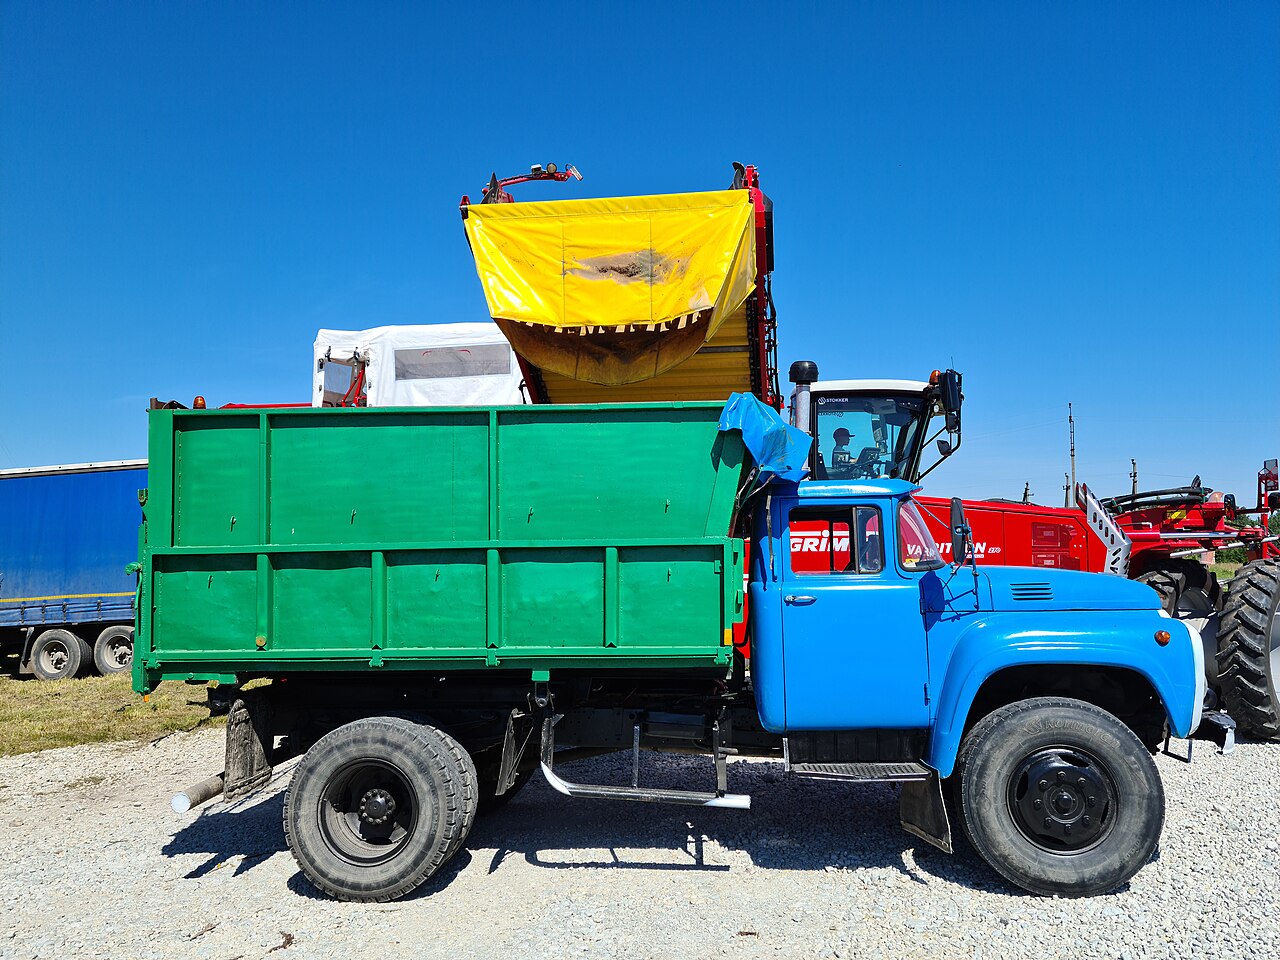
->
[2,2,1277,503]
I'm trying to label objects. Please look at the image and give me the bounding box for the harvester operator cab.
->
[788,366,963,486]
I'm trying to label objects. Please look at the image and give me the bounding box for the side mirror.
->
[949,497,967,563]
[940,370,962,411]
[1269,491,1280,510]
[937,438,953,458]
[941,370,962,433]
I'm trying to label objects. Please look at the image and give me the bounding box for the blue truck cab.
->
[747,478,1203,896]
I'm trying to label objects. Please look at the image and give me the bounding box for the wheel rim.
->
[107,637,132,668]
[38,639,70,676]
[317,759,423,867]
[1006,746,1117,854]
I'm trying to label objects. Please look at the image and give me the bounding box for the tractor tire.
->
[1136,569,1183,616]
[953,697,1164,897]
[1217,559,1280,739]
[1137,564,1218,618]
[30,629,91,681]
[283,716,477,902]
[93,626,134,675]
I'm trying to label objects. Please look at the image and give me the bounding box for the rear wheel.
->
[1218,559,1280,739]
[954,697,1164,897]
[30,629,90,681]
[283,717,477,902]
[93,626,134,675]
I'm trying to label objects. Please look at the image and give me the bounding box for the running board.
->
[788,761,931,782]
[538,716,751,810]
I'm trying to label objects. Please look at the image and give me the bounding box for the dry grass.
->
[0,653,220,757]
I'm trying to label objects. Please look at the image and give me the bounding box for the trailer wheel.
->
[93,626,134,675]
[1218,559,1280,739]
[954,697,1163,897]
[283,716,476,902]
[30,629,91,681]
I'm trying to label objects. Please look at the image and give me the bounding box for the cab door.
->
[779,502,930,730]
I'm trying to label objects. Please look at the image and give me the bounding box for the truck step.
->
[789,761,931,783]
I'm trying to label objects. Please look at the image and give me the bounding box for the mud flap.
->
[224,690,274,801]
[496,708,536,795]
[899,770,953,854]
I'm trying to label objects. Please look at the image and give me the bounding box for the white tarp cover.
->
[312,323,526,408]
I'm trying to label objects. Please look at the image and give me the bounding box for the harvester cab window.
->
[320,357,363,407]
[789,506,883,575]
[813,394,926,481]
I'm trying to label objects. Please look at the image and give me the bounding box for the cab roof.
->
[807,378,930,394]
[795,478,920,499]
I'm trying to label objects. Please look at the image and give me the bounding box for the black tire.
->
[421,727,479,860]
[1217,559,1280,739]
[1136,569,1182,616]
[93,626,134,675]
[1138,564,1219,618]
[953,697,1164,897]
[283,717,476,902]
[30,629,90,681]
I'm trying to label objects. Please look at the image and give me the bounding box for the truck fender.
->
[926,611,1202,777]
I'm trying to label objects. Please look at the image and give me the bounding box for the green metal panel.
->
[173,420,261,547]
[135,403,746,692]
[268,413,491,544]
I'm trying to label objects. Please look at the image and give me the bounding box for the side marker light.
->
[1155,630,1171,646]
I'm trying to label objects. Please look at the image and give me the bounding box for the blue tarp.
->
[718,393,811,483]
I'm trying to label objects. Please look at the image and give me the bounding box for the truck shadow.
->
[162,752,1093,901]
[470,753,1030,898]
[162,787,290,879]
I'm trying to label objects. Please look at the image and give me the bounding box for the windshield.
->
[898,499,945,571]
[813,393,927,481]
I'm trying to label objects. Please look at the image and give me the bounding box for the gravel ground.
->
[0,730,1277,960]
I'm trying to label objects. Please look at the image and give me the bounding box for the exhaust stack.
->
[788,360,819,435]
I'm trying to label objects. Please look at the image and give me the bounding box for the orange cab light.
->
[193,396,207,409]
[929,369,942,385]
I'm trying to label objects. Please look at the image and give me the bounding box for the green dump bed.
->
[134,403,745,692]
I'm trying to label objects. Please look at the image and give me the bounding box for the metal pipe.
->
[171,773,225,814]
[787,360,818,434]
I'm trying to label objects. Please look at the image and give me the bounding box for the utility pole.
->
[1130,458,1138,498]
[1063,473,1070,508]
[1022,482,1031,504]
[1068,402,1076,500]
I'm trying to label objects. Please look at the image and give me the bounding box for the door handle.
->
[784,595,817,605]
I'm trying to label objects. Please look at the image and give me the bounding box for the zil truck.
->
[792,369,1280,742]
[147,167,1203,902]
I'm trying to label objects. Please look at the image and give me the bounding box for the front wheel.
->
[953,697,1164,897]
[283,717,477,902]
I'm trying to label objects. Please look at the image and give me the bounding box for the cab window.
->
[898,499,944,571]
[789,507,884,575]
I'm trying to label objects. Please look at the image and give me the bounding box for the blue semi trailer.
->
[0,460,145,680]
